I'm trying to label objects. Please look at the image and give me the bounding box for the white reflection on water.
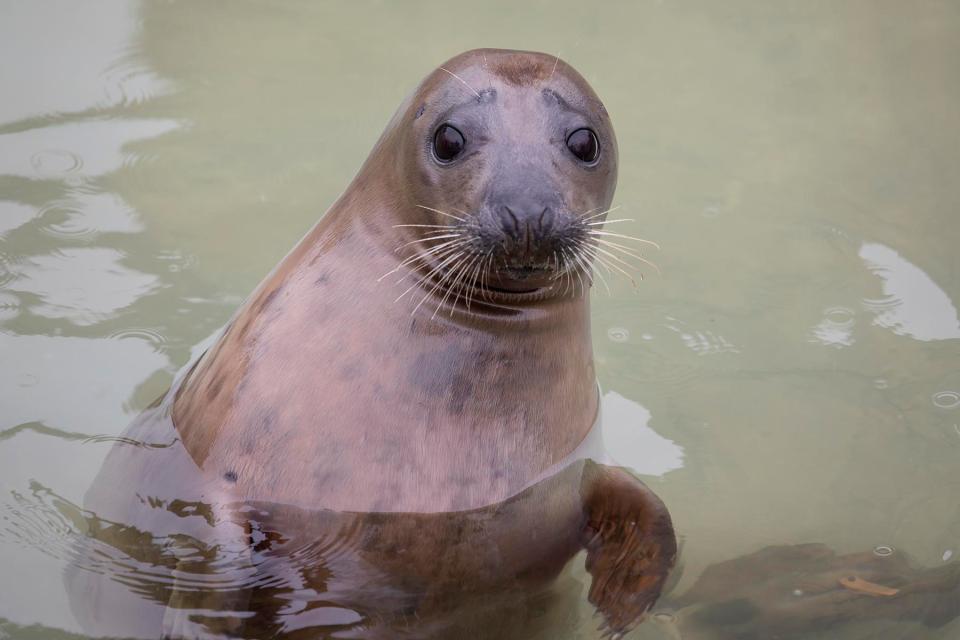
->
[664,316,740,356]
[601,391,684,477]
[40,191,145,239]
[809,305,856,348]
[0,201,37,236]
[0,118,182,179]
[860,242,960,342]
[0,333,168,431]
[0,333,168,631]
[10,247,160,326]
[0,0,172,125]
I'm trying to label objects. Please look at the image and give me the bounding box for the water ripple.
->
[607,327,630,343]
[156,249,198,273]
[9,248,159,326]
[99,44,175,109]
[932,391,960,410]
[107,327,168,351]
[0,251,22,289]
[665,316,741,356]
[29,149,82,176]
[0,292,19,322]
[38,191,144,241]
[809,306,856,348]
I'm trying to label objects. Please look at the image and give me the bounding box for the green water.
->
[1,1,958,638]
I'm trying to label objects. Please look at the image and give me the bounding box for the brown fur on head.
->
[368,49,619,299]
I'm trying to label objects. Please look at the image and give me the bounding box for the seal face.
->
[394,51,618,298]
[70,49,675,640]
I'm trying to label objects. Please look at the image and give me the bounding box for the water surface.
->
[1,1,958,638]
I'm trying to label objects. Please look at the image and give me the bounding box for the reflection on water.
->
[0,0,172,125]
[601,392,684,478]
[2,0,959,638]
[860,243,960,342]
[809,306,856,348]
[0,119,181,178]
[656,544,960,640]
[12,248,159,325]
[52,354,677,639]
[4,477,957,639]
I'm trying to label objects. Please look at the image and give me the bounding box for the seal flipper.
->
[579,460,677,638]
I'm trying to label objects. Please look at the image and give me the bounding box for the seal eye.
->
[433,124,465,163]
[566,128,600,164]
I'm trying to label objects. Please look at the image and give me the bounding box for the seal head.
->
[379,48,619,301]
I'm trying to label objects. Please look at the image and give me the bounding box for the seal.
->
[67,49,676,640]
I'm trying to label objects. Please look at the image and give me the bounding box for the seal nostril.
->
[497,204,556,243]
[537,207,555,236]
[498,206,521,239]
[507,208,520,236]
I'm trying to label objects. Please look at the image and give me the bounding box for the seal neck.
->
[313,171,591,331]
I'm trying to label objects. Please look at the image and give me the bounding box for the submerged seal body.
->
[69,49,676,639]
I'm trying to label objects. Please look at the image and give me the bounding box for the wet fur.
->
[72,49,676,639]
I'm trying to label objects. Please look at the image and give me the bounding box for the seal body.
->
[68,49,676,639]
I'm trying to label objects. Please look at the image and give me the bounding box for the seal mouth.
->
[486,283,543,295]
[484,264,556,297]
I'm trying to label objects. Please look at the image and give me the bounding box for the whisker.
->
[444,254,481,317]
[480,251,494,301]
[589,256,613,294]
[592,240,661,275]
[379,239,469,280]
[410,252,468,311]
[583,218,635,226]
[590,260,612,295]
[573,247,610,294]
[591,238,653,261]
[395,241,468,273]
[585,230,660,249]
[580,244,639,288]
[447,253,478,309]
[393,223,462,230]
[548,52,561,82]
[421,229,466,237]
[463,256,486,310]
[590,244,642,272]
[395,233,462,251]
[556,248,574,295]
[438,67,482,100]
[563,244,591,297]
[566,260,575,297]
[415,253,471,316]
[415,204,468,223]
[450,206,480,222]
[393,249,465,301]
[574,256,586,297]
[579,205,621,223]
[577,206,604,220]
[390,250,461,287]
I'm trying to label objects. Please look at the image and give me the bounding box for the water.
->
[1,1,958,638]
